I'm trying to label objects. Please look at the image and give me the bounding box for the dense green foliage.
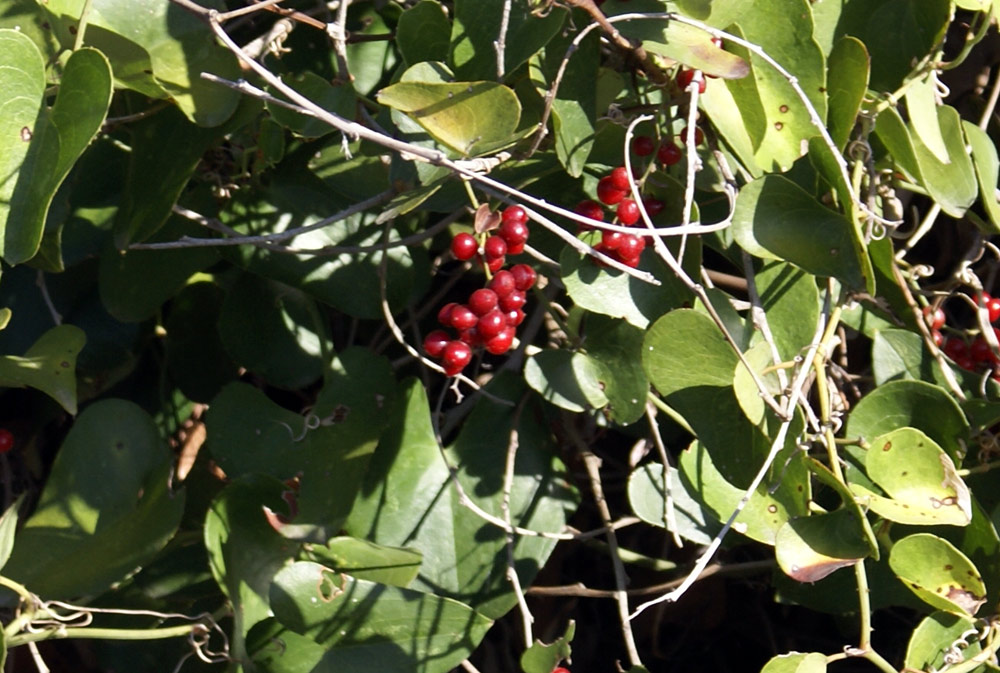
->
[3,1,1000,672]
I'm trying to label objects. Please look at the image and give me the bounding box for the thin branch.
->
[501,400,534,647]
[494,0,513,81]
[328,0,352,83]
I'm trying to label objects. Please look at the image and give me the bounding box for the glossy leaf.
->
[218,273,326,389]
[397,1,451,65]
[1,41,112,264]
[845,379,969,463]
[889,533,986,616]
[905,612,985,673]
[760,652,826,673]
[344,376,577,619]
[0,325,85,414]
[521,621,575,673]
[827,37,869,151]
[525,350,609,413]
[253,561,492,673]
[620,20,750,79]
[911,105,978,218]
[205,349,396,541]
[775,510,871,582]
[584,315,649,424]
[964,120,1000,235]
[628,463,721,545]
[41,0,241,126]
[905,73,949,164]
[754,261,820,362]
[204,476,300,664]
[732,341,782,426]
[852,428,971,526]
[733,175,868,290]
[377,80,521,156]
[450,0,566,80]
[0,494,24,573]
[302,537,422,588]
[3,400,184,598]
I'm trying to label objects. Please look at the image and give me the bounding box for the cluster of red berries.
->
[0,428,14,454]
[574,167,661,268]
[928,293,1000,378]
[424,206,539,376]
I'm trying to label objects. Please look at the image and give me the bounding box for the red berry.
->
[0,429,13,454]
[449,304,478,331]
[597,176,627,205]
[477,309,507,339]
[501,205,527,225]
[489,270,516,297]
[980,293,1000,323]
[601,230,625,250]
[643,196,664,217]
[438,302,458,325]
[485,326,516,355]
[657,142,682,166]
[956,355,976,371]
[676,68,706,94]
[451,233,478,260]
[553,668,571,673]
[498,289,526,312]
[423,330,451,358]
[506,308,525,326]
[609,166,632,192]
[574,200,605,229]
[457,327,482,346]
[484,235,507,260]
[617,199,641,226]
[923,305,946,331]
[680,126,705,145]
[711,36,723,48]
[506,241,525,255]
[944,337,968,361]
[499,219,529,247]
[971,337,996,363]
[632,135,655,156]
[931,330,944,347]
[442,340,472,376]
[510,264,537,291]
[468,288,499,315]
[619,234,646,262]
[486,255,505,273]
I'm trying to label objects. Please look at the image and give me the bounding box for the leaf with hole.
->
[301,537,422,588]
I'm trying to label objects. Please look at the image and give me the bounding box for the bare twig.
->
[495,0,513,81]
[501,400,535,646]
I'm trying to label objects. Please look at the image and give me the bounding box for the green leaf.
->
[344,377,576,619]
[732,341,782,426]
[525,350,609,413]
[627,463,721,545]
[1,43,113,264]
[905,612,986,673]
[0,325,85,414]
[164,282,239,403]
[267,72,355,139]
[302,537,422,588]
[204,475,300,664]
[42,0,241,126]
[851,427,971,526]
[450,0,566,80]
[217,273,326,389]
[253,561,493,673]
[0,494,24,573]
[521,621,575,673]
[397,1,451,65]
[377,80,521,156]
[872,328,933,385]
[205,349,396,541]
[584,315,650,424]
[99,218,218,322]
[754,261,820,362]
[733,175,868,291]
[561,233,695,329]
[911,105,979,218]
[3,399,184,598]
[826,37,869,151]
[889,533,986,616]
[760,652,826,673]
[620,19,750,79]
[845,380,969,464]
[905,73,950,164]
[963,121,1000,235]
[775,509,872,583]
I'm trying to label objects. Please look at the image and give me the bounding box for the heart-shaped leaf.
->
[889,533,986,616]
